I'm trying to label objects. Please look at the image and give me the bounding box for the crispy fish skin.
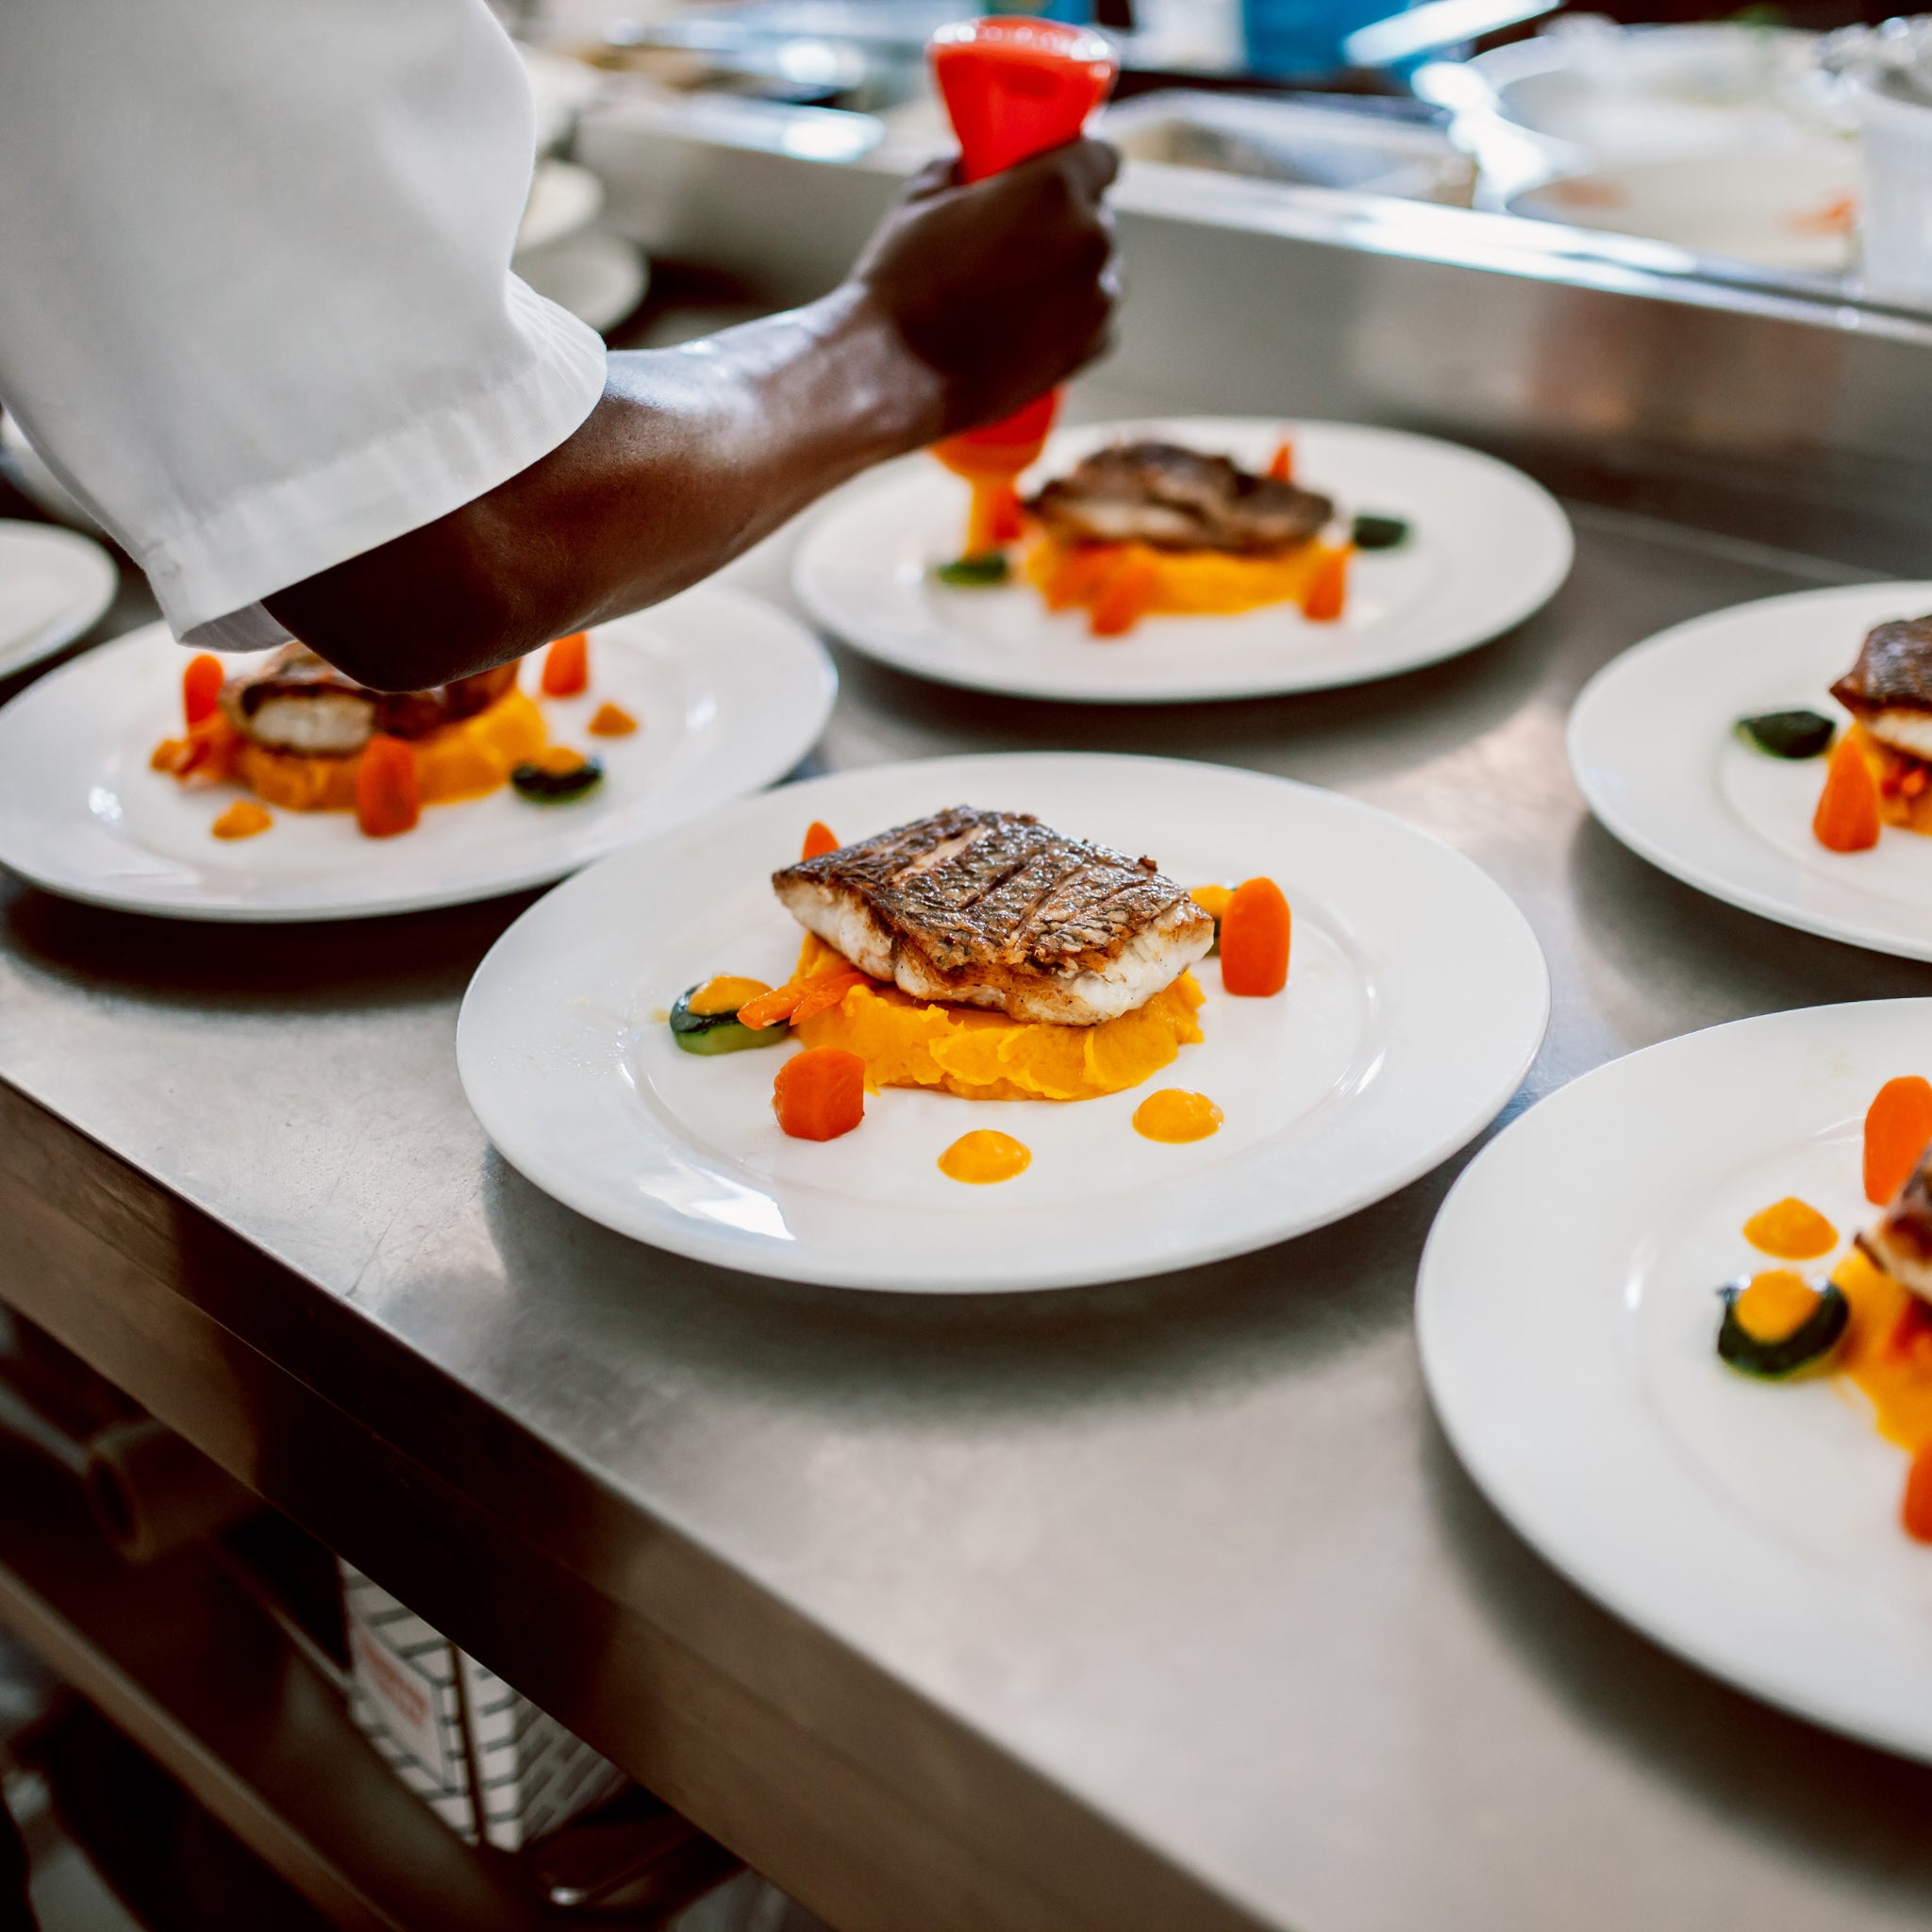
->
[1027,442,1334,556]
[220,646,520,756]
[1832,616,1932,760]
[773,805,1216,1026]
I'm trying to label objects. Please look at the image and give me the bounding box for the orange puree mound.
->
[1834,1247,1932,1452]
[794,971,1206,1103]
[236,689,546,813]
[939,1130,1031,1184]
[1024,534,1328,620]
[1741,1196,1838,1260]
[1133,1089,1223,1142]
[210,800,273,841]
[1848,722,1932,837]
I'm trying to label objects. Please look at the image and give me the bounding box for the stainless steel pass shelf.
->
[8,468,1932,1929]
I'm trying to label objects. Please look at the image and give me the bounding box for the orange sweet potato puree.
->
[1024,534,1326,619]
[1132,1089,1223,1142]
[1842,722,1932,836]
[236,689,546,812]
[938,1130,1032,1183]
[1834,1247,1932,1451]
[210,800,273,841]
[1741,1196,1837,1260]
[795,974,1204,1102]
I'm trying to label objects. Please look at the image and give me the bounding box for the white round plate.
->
[458,754,1549,1291]
[791,418,1573,705]
[1570,579,1932,960]
[0,520,116,678]
[1509,142,1859,275]
[1420,1000,1932,1763]
[0,584,834,922]
[516,230,649,335]
[517,158,604,254]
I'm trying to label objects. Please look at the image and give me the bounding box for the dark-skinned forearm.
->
[265,287,944,691]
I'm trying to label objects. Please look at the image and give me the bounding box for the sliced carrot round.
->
[1865,1074,1932,1206]
[182,653,225,727]
[541,632,590,698]
[1220,876,1291,997]
[1300,542,1351,623]
[1814,731,1881,853]
[772,1046,866,1141]
[1904,1443,1932,1542]
[355,734,420,839]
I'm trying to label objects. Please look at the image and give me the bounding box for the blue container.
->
[1241,0,1404,75]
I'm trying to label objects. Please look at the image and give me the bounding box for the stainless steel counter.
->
[8,399,1932,1932]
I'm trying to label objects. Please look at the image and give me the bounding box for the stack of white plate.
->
[517,46,650,334]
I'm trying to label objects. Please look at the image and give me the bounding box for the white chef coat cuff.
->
[154,279,608,649]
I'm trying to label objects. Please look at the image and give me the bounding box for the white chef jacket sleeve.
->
[0,0,608,649]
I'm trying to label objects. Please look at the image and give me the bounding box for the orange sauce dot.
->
[588,702,637,737]
[1741,1196,1838,1261]
[1133,1090,1223,1143]
[938,1130,1031,1185]
[210,800,273,841]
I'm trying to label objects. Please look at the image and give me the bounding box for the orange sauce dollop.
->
[1741,1197,1838,1260]
[938,1130,1031,1184]
[210,800,273,841]
[1133,1090,1223,1142]
[588,702,637,738]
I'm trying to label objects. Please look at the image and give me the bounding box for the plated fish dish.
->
[936,434,1407,639]
[150,631,637,841]
[1710,1072,1932,1541]
[667,805,1292,1175]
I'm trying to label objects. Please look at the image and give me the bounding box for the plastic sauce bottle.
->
[927,17,1118,551]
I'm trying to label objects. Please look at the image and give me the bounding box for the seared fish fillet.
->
[1027,442,1333,556]
[1831,616,1932,761]
[773,806,1215,1026]
[1863,1144,1932,1299]
[220,645,520,756]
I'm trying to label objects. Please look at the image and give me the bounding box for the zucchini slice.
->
[934,553,1012,588]
[1350,513,1409,552]
[1716,1272,1849,1379]
[1735,710,1835,760]
[669,982,788,1056]
[512,755,604,804]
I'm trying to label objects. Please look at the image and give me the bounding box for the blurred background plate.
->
[0,521,116,679]
[1508,140,1859,274]
[794,417,1572,705]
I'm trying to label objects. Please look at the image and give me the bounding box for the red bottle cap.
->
[929,17,1118,183]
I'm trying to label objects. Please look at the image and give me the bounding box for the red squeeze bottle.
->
[928,17,1118,554]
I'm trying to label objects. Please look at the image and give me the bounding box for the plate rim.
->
[0,582,836,923]
[1417,997,1932,1765]
[792,417,1575,706]
[1568,577,1932,961]
[0,519,118,679]
[458,750,1553,1292]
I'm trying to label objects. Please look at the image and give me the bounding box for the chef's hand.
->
[268,140,1121,691]
[854,139,1121,436]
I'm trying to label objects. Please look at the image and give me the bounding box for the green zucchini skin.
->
[1716,1278,1850,1379]
[668,985,786,1056]
[512,757,605,804]
[1350,513,1409,552]
[1735,710,1835,759]
[934,554,1012,587]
